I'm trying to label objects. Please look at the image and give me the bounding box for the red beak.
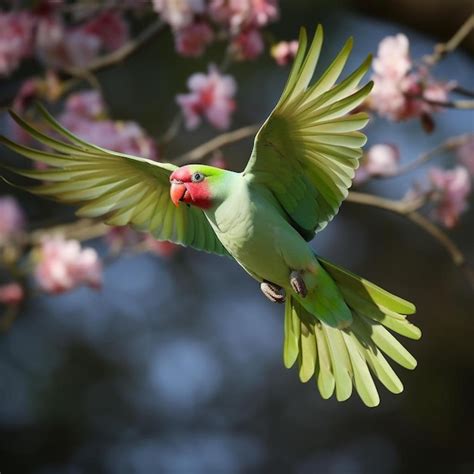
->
[170,181,187,207]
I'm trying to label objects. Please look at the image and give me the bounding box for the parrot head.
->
[169,165,225,209]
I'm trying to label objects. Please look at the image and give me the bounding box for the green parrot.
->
[0,26,421,407]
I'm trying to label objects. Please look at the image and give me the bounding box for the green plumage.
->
[0,26,420,407]
[1,106,228,256]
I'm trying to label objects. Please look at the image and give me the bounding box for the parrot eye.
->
[191,172,204,183]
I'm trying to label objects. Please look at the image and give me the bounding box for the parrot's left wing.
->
[243,26,373,240]
[0,106,229,256]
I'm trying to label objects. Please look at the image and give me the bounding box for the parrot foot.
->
[260,281,286,304]
[290,270,307,297]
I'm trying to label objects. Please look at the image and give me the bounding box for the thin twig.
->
[406,212,474,288]
[159,114,183,146]
[175,124,260,165]
[423,14,474,66]
[347,191,473,288]
[418,96,474,110]
[0,20,166,109]
[453,85,474,98]
[28,219,108,245]
[405,211,466,266]
[379,133,473,178]
[346,191,426,214]
[63,20,165,77]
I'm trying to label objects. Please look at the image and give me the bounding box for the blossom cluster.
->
[355,141,472,227]
[153,0,279,60]
[354,144,400,184]
[0,8,129,77]
[0,11,36,76]
[58,91,157,159]
[354,32,472,227]
[34,236,103,294]
[427,166,471,228]
[368,33,454,124]
[177,65,237,130]
[156,0,286,131]
[0,196,26,242]
[0,192,182,304]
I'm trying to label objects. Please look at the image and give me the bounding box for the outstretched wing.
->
[243,26,373,239]
[0,105,229,256]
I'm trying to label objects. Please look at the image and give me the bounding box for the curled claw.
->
[260,281,286,303]
[290,270,307,297]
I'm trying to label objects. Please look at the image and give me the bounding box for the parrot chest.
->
[205,184,306,287]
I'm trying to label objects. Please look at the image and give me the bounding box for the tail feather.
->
[283,257,421,407]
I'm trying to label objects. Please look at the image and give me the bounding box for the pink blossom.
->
[422,81,451,111]
[373,34,411,80]
[81,11,129,51]
[457,136,474,175]
[8,78,41,145]
[36,16,101,68]
[63,90,106,119]
[145,235,180,258]
[209,0,279,30]
[429,166,471,228]
[231,27,264,60]
[371,68,452,123]
[0,283,25,306]
[60,117,157,159]
[175,21,214,57]
[58,91,157,159]
[366,144,400,174]
[12,78,40,111]
[368,34,413,120]
[246,0,279,27]
[209,151,228,169]
[369,34,453,122]
[176,65,237,130]
[354,144,400,185]
[369,74,412,121]
[271,40,298,66]
[0,196,26,241]
[0,11,35,77]
[36,11,128,69]
[34,236,102,294]
[105,227,140,252]
[153,0,205,29]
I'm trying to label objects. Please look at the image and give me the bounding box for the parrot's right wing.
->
[0,106,229,257]
[243,26,373,240]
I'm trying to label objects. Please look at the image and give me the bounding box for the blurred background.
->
[0,1,473,473]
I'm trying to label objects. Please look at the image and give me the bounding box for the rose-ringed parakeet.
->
[0,26,421,407]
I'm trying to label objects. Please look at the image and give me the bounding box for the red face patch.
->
[170,166,192,183]
[183,181,212,209]
[169,167,212,209]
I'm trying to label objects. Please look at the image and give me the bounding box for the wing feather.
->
[244,27,373,238]
[0,108,229,257]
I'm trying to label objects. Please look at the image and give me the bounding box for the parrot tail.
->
[283,256,421,407]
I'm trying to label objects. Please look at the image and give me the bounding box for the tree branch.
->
[453,85,474,98]
[63,20,165,77]
[346,191,426,214]
[347,191,473,288]
[174,124,260,165]
[27,219,108,245]
[423,14,474,66]
[417,95,474,110]
[379,133,473,178]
